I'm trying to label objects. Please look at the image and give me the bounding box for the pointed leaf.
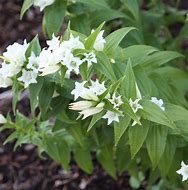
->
[74,148,93,174]
[114,115,131,146]
[146,125,168,168]
[129,120,150,158]
[44,0,67,37]
[104,27,135,56]
[85,22,105,50]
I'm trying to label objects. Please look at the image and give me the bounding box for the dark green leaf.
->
[146,125,168,168]
[44,0,67,37]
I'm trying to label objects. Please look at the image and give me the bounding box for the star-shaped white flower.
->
[47,34,61,51]
[89,79,106,96]
[62,35,84,51]
[109,94,123,109]
[151,97,165,111]
[176,161,188,181]
[18,69,38,88]
[65,55,83,75]
[71,81,87,100]
[38,49,61,75]
[102,111,120,125]
[83,52,97,67]
[129,98,143,113]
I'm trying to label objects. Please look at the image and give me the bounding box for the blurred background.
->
[0,0,187,190]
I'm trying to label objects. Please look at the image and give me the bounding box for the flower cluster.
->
[70,80,123,125]
[0,40,29,88]
[0,31,106,88]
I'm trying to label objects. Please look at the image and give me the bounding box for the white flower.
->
[71,81,99,101]
[69,101,94,111]
[79,107,103,119]
[83,52,97,67]
[93,30,106,51]
[0,74,12,88]
[176,161,188,181]
[3,40,29,66]
[64,54,83,75]
[18,69,38,88]
[71,81,87,100]
[0,114,7,124]
[62,35,84,51]
[47,34,61,51]
[109,94,123,109]
[0,62,21,78]
[27,53,39,72]
[102,111,120,125]
[89,79,107,96]
[129,98,143,113]
[38,49,61,75]
[33,0,55,11]
[151,97,165,111]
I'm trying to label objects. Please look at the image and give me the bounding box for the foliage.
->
[0,0,188,189]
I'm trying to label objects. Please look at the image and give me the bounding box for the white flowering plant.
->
[1,3,188,188]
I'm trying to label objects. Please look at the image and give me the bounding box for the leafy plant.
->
[0,0,188,189]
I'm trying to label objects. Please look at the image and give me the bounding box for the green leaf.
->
[121,97,141,125]
[44,135,70,170]
[20,0,33,19]
[134,65,154,96]
[114,115,131,146]
[90,9,126,27]
[140,100,176,129]
[104,27,136,56]
[97,145,116,179]
[165,104,188,122]
[158,136,176,176]
[84,22,105,50]
[120,0,139,20]
[12,81,23,114]
[121,60,137,99]
[44,0,67,37]
[143,51,184,67]
[67,123,85,147]
[95,52,117,82]
[120,45,158,62]
[39,80,55,118]
[128,120,150,158]
[25,35,41,58]
[57,110,77,125]
[87,111,105,132]
[74,147,93,174]
[76,0,110,10]
[29,77,44,116]
[116,145,131,174]
[146,125,168,168]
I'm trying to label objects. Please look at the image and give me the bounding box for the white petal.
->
[80,107,103,119]
[0,114,7,124]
